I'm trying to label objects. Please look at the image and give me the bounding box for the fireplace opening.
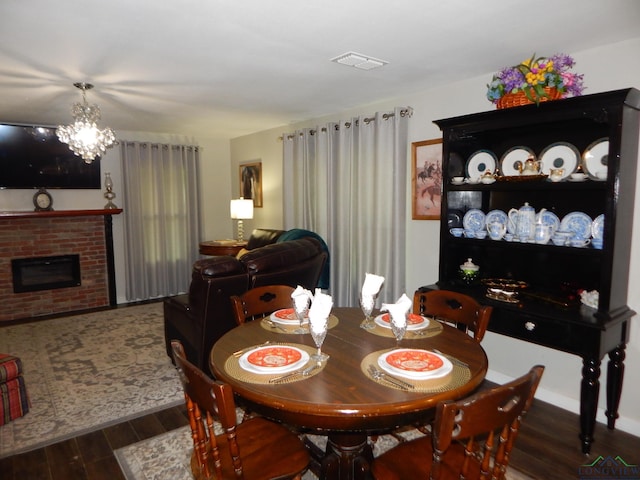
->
[11,254,81,293]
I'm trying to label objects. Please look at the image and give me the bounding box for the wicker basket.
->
[496,87,562,109]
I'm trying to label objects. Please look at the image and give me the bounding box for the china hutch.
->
[426,88,639,453]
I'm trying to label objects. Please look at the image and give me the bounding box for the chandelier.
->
[56,82,116,164]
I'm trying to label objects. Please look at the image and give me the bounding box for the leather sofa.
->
[163,235,328,376]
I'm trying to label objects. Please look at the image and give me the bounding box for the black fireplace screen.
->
[11,254,81,293]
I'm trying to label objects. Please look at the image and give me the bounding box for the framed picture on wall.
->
[239,161,263,208]
[412,138,443,220]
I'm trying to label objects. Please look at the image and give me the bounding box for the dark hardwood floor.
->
[0,405,190,480]
[1,394,638,480]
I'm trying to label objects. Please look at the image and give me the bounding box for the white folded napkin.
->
[308,291,333,333]
[380,293,412,328]
[361,273,385,297]
[291,285,313,312]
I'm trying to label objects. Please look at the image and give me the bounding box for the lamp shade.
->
[230,198,254,220]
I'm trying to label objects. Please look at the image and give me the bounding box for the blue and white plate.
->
[484,209,508,229]
[463,209,486,231]
[466,150,497,180]
[537,210,560,236]
[560,212,593,240]
[591,214,605,241]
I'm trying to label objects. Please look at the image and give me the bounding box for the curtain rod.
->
[280,106,413,141]
[121,141,199,151]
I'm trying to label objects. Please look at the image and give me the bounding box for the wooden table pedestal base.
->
[320,434,373,480]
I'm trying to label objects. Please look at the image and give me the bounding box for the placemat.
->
[260,314,339,334]
[224,343,323,384]
[365,317,443,339]
[361,349,470,393]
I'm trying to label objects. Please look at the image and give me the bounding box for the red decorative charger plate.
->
[378,349,453,379]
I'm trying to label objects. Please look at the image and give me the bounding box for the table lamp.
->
[230,197,253,242]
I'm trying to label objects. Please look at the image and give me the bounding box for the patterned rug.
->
[115,425,534,480]
[0,303,183,458]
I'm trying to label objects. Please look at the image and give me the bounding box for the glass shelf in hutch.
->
[424,88,640,454]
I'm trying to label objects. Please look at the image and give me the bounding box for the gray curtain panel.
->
[121,141,201,301]
[283,107,411,306]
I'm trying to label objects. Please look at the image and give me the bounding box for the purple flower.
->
[550,53,575,72]
[499,68,525,93]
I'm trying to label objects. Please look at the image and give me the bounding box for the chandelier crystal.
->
[56,82,116,164]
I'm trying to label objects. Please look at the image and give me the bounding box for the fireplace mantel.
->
[0,208,123,219]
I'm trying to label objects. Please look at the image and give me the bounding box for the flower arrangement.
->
[487,53,584,107]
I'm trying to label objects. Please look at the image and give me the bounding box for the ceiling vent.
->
[331,52,388,71]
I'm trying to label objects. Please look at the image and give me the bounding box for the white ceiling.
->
[1,0,639,140]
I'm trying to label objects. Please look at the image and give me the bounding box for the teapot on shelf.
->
[508,203,547,242]
[515,156,542,176]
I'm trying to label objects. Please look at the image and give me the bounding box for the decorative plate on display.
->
[448,152,466,178]
[481,278,529,290]
[239,345,309,374]
[378,349,453,380]
[486,288,520,304]
[500,146,536,177]
[374,313,429,331]
[559,212,593,240]
[582,138,609,180]
[270,308,300,325]
[591,214,605,241]
[447,210,463,229]
[537,210,561,236]
[462,209,486,231]
[466,150,497,179]
[539,142,581,180]
[484,209,508,230]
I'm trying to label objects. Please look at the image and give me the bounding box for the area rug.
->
[115,426,534,480]
[0,303,183,458]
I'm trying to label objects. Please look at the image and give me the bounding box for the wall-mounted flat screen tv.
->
[0,123,101,189]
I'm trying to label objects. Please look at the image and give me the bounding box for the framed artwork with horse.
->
[412,138,443,220]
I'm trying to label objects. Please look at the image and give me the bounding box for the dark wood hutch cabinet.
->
[426,89,639,454]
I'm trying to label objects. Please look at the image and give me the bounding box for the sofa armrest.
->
[163,295,200,365]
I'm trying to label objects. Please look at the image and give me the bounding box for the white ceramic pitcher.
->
[508,202,536,241]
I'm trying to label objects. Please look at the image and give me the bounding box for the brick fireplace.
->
[0,209,121,322]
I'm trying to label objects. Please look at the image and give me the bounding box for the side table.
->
[199,240,247,256]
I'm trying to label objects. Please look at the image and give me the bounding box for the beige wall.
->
[229,38,640,435]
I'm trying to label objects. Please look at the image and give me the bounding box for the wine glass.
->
[293,298,310,334]
[389,314,407,345]
[309,319,329,362]
[359,294,376,330]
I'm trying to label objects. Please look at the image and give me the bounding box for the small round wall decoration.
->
[33,188,53,211]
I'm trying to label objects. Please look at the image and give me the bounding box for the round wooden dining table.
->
[209,307,488,480]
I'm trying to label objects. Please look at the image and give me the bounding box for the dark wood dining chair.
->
[171,340,310,480]
[371,365,544,480]
[231,284,296,325]
[413,289,492,343]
